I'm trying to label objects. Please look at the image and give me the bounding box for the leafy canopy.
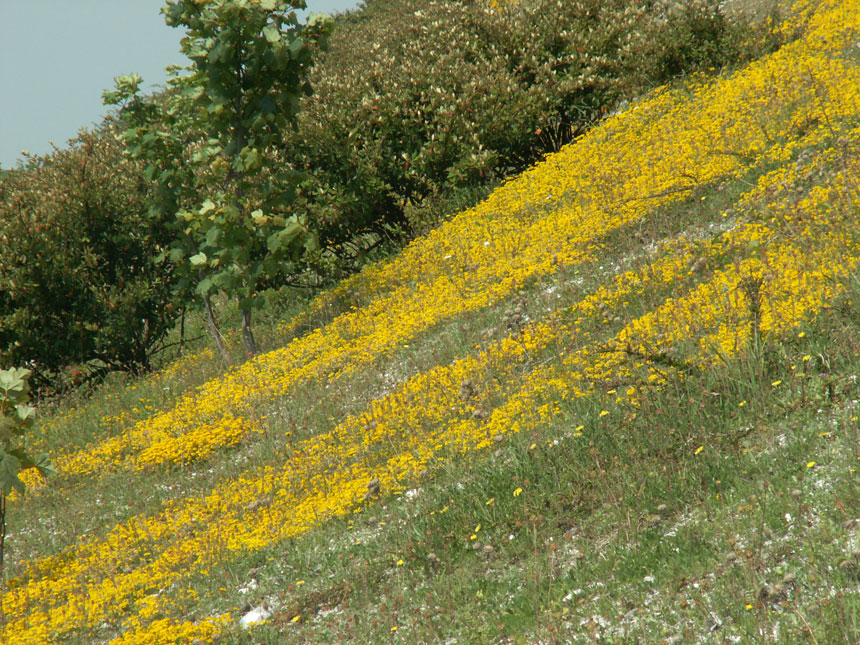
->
[0,368,54,497]
[106,0,332,357]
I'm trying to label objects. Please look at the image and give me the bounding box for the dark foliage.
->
[0,128,183,391]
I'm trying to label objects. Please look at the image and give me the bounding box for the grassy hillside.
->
[4,0,860,641]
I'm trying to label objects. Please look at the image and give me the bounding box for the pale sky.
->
[0,0,361,169]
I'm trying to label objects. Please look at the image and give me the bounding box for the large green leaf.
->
[0,451,24,496]
[262,24,280,43]
[196,276,215,296]
[0,417,16,442]
[190,252,208,266]
[267,219,305,254]
[0,368,30,403]
[34,454,58,479]
[289,37,305,59]
[199,199,217,215]
[14,404,35,428]
[205,226,222,247]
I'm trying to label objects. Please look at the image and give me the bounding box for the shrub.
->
[650,0,785,82]
[0,127,182,391]
[285,0,786,267]
[0,0,787,383]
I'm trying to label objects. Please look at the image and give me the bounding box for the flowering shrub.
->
[25,0,860,484]
[0,0,782,380]
[289,0,785,263]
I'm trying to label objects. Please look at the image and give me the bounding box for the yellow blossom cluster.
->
[32,0,858,484]
[109,614,231,645]
[6,1,860,640]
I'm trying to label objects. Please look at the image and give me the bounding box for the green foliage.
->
[0,129,184,391]
[287,0,786,265]
[1,0,783,384]
[0,368,54,497]
[106,0,332,358]
[0,367,54,568]
[650,0,784,81]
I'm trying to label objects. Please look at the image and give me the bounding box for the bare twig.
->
[621,184,696,204]
[599,341,699,374]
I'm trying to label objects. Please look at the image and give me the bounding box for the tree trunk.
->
[179,307,187,351]
[241,304,257,357]
[0,492,6,570]
[204,292,232,366]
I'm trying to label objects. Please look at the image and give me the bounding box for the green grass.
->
[204,278,860,643]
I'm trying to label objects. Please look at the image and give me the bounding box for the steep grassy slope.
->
[4,0,860,641]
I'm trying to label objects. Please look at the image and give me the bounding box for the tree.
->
[106,0,332,361]
[0,129,184,390]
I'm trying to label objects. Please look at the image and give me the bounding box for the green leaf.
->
[199,199,217,215]
[256,95,276,115]
[196,276,215,296]
[289,37,305,58]
[243,148,262,171]
[34,454,57,479]
[306,12,331,29]
[190,252,208,266]
[181,84,205,100]
[8,448,35,470]
[250,209,270,226]
[209,40,230,64]
[0,451,24,496]
[262,24,280,43]
[222,204,241,220]
[14,404,35,427]
[267,219,305,254]
[304,231,321,254]
[212,271,234,289]
[0,368,30,400]
[205,226,221,247]
[7,449,55,480]
[0,417,15,442]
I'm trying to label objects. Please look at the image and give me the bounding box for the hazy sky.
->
[0,0,361,169]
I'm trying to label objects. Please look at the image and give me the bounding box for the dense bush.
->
[0,128,183,391]
[286,0,785,266]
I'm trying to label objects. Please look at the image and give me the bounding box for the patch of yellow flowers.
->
[6,0,860,641]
